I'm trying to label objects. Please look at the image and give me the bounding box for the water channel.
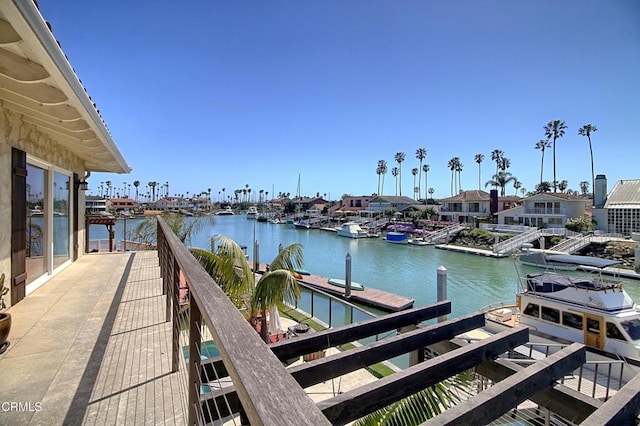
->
[92,214,640,320]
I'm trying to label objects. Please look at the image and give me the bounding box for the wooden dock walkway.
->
[297,273,415,312]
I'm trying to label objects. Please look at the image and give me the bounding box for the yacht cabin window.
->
[586,318,601,335]
[541,306,560,324]
[606,322,627,342]
[562,312,583,330]
[523,303,540,318]
[620,319,640,341]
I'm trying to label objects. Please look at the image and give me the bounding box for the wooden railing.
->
[156,217,329,425]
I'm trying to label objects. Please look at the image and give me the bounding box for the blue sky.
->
[39,1,639,202]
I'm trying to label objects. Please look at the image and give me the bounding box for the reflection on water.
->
[93,215,640,319]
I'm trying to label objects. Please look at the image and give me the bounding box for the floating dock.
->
[297,273,415,312]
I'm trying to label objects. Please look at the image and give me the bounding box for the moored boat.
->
[216,206,234,215]
[484,257,640,366]
[336,222,369,238]
[246,206,258,219]
[327,278,365,291]
[385,231,408,244]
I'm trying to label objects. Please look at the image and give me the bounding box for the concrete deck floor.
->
[0,251,186,425]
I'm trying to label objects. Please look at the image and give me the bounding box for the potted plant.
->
[0,273,11,354]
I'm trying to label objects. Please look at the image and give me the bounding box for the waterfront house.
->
[0,0,130,305]
[438,190,494,223]
[495,192,587,228]
[298,196,328,213]
[85,195,109,215]
[107,197,136,215]
[336,195,372,213]
[592,175,640,236]
[368,195,417,214]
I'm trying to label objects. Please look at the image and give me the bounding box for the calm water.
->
[95,215,640,319]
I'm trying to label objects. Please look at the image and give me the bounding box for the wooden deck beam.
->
[201,301,452,381]
[290,312,485,388]
[580,372,640,426]
[317,326,529,425]
[425,343,586,425]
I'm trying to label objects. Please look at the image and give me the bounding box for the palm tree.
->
[447,157,457,196]
[535,181,552,193]
[391,167,399,196]
[133,180,140,202]
[578,124,598,201]
[497,157,510,172]
[422,164,429,203]
[558,180,568,193]
[579,181,590,196]
[192,237,304,343]
[474,153,484,190]
[513,179,521,196]
[544,119,567,192]
[455,159,463,194]
[520,187,527,197]
[411,168,418,199]
[394,152,406,196]
[484,171,516,197]
[534,139,551,185]
[490,149,504,189]
[376,160,387,196]
[416,148,427,199]
[428,187,434,201]
[148,181,157,201]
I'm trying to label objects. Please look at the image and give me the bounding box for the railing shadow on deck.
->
[156,217,330,425]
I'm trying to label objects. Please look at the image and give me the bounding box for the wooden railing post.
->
[172,256,180,373]
[188,299,203,426]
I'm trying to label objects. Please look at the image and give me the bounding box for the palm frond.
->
[353,371,474,425]
[269,242,304,272]
[252,270,300,312]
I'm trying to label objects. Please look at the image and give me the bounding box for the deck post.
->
[345,253,352,299]
[437,266,448,322]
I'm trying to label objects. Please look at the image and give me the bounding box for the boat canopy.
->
[526,272,618,293]
[544,254,622,269]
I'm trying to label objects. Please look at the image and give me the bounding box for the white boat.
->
[216,206,234,215]
[484,256,640,366]
[336,222,369,238]
[519,252,580,271]
[408,237,431,246]
[246,206,258,219]
[384,231,408,244]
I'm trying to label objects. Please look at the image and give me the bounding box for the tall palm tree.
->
[485,171,516,197]
[376,160,387,195]
[455,159,463,194]
[474,153,484,190]
[391,167,399,196]
[422,164,429,203]
[394,152,406,196]
[411,168,419,199]
[379,160,387,195]
[415,148,427,199]
[490,149,504,191]
[148,181,157,201]
[447,157,457,196]
[544,119,567,192]
[534,139,551,185]
[133,180,140,202]
[578,124,598,201]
